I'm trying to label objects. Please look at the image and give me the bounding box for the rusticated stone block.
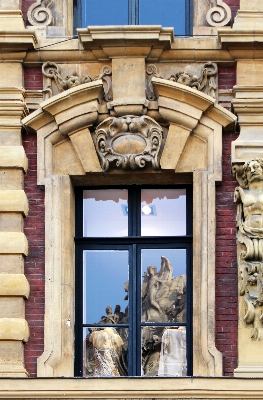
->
[0,318,29,342]
[0,274,29,298]
[0,190,28,216]
[0,232,28,256]
[0,146,28,172]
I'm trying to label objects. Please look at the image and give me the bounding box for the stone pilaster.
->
[0,5,36,377]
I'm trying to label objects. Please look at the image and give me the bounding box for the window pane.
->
[141,249,186,322]
[83,189,128,237]
[140,0,186,35]
[83,250,129,323]
[142,326,187,376]
[82,0,128,26]
[141,189,186,236]
[84,327,128,376]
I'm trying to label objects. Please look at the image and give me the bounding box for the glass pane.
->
[142,326,187,376]
[141,189,186,236]
[140,0,186,35]
[82,0,128,26]
[141,249,186,322]
[83,250,129,323]
[83,189,128,237]
[84,327,128,376]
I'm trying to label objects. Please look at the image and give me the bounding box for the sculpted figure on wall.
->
[235,158,263,340]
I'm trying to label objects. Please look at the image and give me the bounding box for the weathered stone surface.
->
[0,232,28,256]
[0,190,28,216]
[0,274,29,298]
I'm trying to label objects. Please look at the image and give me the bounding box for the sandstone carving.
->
[42,62,112,101]
[234,159,263,340]
[206,0,231,27]
[146,62,218,100]
[93,115,163,171]
[27,0,54,27]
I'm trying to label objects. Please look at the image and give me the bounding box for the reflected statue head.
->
[106,306,112,314]
[147,265,157,276]
[242,158,263,188]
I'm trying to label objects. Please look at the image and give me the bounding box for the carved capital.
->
[93,115,163,171]
[27,0,54,27]
[206,0,231,27]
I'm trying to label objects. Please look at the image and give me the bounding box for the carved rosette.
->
[234,159,263,340]
[206,0,231,27]
[27,0,54,27]
[93,116,163,171]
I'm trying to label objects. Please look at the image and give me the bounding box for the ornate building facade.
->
[1,0,263,398]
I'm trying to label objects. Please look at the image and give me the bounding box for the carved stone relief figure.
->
[93,115,163,172]
[235,159,263,340]
[27,0,54,26]
[42,62,112,101]
[146,62,218,100]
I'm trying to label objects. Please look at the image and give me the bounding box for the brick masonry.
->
[23,132,45,377]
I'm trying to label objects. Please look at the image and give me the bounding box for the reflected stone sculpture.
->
[99,306,119,324]
[93,116,163,171]
[88,328,124,376]
[235,159,263,340]
[158,327,187,377]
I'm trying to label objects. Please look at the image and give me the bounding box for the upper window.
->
[75,186,192,377]
[74,0,193,35]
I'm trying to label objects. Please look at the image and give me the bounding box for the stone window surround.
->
[22,78,236,380]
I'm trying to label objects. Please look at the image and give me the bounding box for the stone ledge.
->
[0,232,28,256]
[0,377,262,398]
[0,190,28,216]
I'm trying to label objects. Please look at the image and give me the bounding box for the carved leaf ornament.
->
[93,116,163,171]
[27,0,54,26]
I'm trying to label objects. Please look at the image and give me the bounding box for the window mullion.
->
[128,0,139,24]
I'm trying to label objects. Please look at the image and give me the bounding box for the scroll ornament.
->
[234,159,263,340]
[27,0,54,27]
[146,62,218,100]
[42,62,113,101]
[93,115,163,172]
[206,0,231,27]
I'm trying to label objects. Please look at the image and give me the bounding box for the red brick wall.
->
[224,0,240,20]
[23,132,45,377]
[21,0,35,24]
[24,68,43,91]
[218,66,236,91]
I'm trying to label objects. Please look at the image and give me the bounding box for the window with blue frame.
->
[74,0,193,36]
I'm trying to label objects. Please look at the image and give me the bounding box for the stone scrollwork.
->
[93,115,163,171]
[235,159,263,340]
[42,62,112,101]
[146,62,218,100]
[206,0,231,27]
[27,0,54,27]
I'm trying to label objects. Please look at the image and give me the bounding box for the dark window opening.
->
[75,185,192,377]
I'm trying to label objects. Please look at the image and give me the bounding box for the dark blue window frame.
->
[74,0,193,36]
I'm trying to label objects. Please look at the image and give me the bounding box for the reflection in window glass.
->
[84,327,128,377]
[83,250,129,323]
[140,0,186,35]
[82,0,128,25]
[141,189,186,236]
[83,189,128,237]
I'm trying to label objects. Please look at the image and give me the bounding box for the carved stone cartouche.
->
[93,115,163,172]
[42,62,112,101]
[27,0,54,27]
[146,62,218,100]
[235,159,263,340]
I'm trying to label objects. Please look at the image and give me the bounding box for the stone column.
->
[0,1,36,377]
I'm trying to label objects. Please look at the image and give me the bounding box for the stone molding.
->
[0,147,28,172]
[0,318,29,341]
[27,0,54,27]
[0,274,30,297]
[22,80,236,377]
[206,0,231,27]
[0,233,28,256]
[0,190,28,216]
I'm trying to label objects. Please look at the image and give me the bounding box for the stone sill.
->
[1,377,263,399]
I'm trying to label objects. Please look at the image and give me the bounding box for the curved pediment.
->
[22,78,236,184]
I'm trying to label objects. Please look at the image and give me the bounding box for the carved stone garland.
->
[206,0,231,27]
[42,62,113,101]
[146,62,218,101]
[93,115,163,171]
[234,159,263,340]
[27,0,54,27]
